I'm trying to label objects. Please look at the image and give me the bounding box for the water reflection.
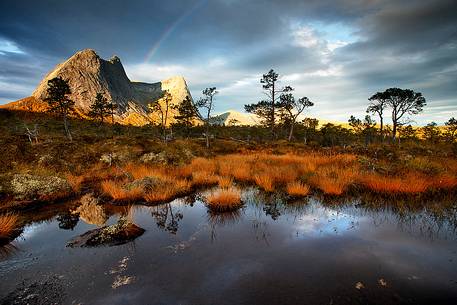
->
[151,203,183,234]
[0,243,18,260]
[1,189,457,305]
[207,210,242,227]
[56,213,79,230]
[73,193,108,226]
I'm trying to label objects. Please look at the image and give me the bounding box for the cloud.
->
[0,38,24,55]
[0,0,456,124]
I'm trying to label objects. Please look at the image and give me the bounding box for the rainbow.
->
[144,0,208,63]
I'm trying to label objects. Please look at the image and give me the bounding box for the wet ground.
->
[1,188,457,305]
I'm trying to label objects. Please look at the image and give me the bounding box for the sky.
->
[0,0,456,124]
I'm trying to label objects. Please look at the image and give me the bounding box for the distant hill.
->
[1,49,194,126]
[209,110,351,128]
[210,110,260,126]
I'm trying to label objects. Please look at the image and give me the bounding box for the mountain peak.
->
[5,49,194,126]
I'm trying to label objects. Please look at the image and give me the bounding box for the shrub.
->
[205,187,242,212]
[286,181,310,197]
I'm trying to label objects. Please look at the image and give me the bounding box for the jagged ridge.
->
[4,49,193,126]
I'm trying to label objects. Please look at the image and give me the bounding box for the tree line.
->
[41,72,457,147]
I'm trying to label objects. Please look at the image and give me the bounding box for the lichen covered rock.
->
[67,218,145,247]
[10,174,72,200]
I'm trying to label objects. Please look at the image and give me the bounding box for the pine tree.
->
[44,77,75,141]
[173,95,198,136]
[244,69,292,138]
[88,93,116,125]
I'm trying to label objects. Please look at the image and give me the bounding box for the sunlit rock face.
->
[15,49,194,126]
[210,110,260,126]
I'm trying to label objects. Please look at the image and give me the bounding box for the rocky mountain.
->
[210,110,260,126]
[3,49,193,126]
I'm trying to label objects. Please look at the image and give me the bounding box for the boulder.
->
[10,174,72,200]
[67,219,145,247]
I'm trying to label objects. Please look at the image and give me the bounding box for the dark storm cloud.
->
[334,0,457,110]
[0,0,456,123]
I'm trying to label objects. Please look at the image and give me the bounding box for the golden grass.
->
[286,181,310,197]
[359,173,448,194]
[144,179,191,203]
[101,180,143,201]
[190,157,217,173]
[254,174,275,192]
[0,214,18,239]
[192,171,219,186]
[431,174,457,190]
[205,187,242,212]
[309,165,357,196]
[93,152,457,203]
[231,165,252,182]
[66,173,85,193]
[217,176,233,188]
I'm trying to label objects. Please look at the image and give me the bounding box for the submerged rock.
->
[67,219,144,247]
[10,174,71,200]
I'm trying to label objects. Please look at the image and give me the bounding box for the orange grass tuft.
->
[205,187,242,212]
[190,157,217,173]
[0,214,18,239]
[192,171,219,186]
[254,174,275,192]
[101,179,143,201]
[217,176,233,188]
[359,174,430,194]
[66,173,85,193]
[286,181,310,197]
[144,179,191,203]
[231,165,252,182]
[310,165,357,195]
[431,174,457,190]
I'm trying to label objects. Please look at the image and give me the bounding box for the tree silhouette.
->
[301,117,319,144]
[348,115,376,145]
[88,93,116,125]
[398,125,417,141]
[444,117,457,143]
[149,90,173,142]
[196,87,217,148]
[367,92,388,139]
[44,77,75,141]
[279,93,314,141]
[348,115,364,134]
[378,88,426,140]
[173,95,198,137]
[422,122,441,143]
[244,69,292,138]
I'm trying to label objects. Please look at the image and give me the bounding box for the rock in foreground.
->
[67,219,145,247]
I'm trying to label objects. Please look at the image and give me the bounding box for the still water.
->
[1,188,457,305]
